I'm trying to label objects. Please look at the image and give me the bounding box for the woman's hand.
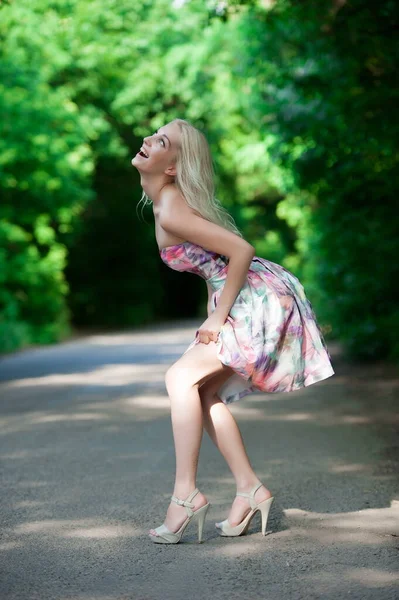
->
[196,312,226,344]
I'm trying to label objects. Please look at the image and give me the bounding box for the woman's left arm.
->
[159,186,256,328]
[212,250,255,321]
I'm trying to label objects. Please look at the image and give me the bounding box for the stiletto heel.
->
[196,503,210,543]
[259,497,274,536]
[215,482,274,537]
[149,488,211,544]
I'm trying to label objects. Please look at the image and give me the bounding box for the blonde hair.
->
[136,118,243,238]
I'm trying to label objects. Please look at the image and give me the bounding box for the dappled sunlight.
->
[341,415,373,424]
[80,394,170,416]
[268,410,314,421]
[0,540,23,551]
[226,405,269,419]
[12,518,139,539]
[230,402,373,426]
[64,526,135,539]
[331,462,374,474]
[85,394,170,412]
[0,393,172,435]
[303,567,399,588]
[209,501,399,560]
[0,331,396,595]
[341,568,399,586]
[82,326,198,347]
[284,499,399,540]
[1,449,45,459]
[0,411,112,436]
[123,394,170,409]
[30,412,111,424]
[248,388,307,402]
[14,500,46,507]
[210,541,260,556]
[0,358,173,432]
[2,363,167,390]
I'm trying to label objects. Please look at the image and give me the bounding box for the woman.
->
[131,119,335,544]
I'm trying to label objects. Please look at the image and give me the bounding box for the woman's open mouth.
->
[137,147,149,158]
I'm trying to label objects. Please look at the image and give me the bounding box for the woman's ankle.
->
[235,477,262,492]
[172,483,198,498]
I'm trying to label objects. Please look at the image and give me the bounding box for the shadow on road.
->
[0,321,398,600]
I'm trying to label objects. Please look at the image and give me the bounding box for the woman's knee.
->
[164,361,200,396]
[164,344,234,396]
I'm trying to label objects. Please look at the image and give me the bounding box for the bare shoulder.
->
[159,184,201,218]
[158,184,205,227]
[158,184,254,259]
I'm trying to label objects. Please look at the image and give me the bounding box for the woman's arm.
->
[211,250,255,321]
[159,187,255,322]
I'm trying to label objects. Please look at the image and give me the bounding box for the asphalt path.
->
[0,319,398,600]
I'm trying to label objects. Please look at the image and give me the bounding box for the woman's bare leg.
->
[149,341,233,537]
[199,371,273,526]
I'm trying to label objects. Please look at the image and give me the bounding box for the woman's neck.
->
[140,173,174,205]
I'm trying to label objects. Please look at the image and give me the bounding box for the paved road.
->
[0,319,398,600]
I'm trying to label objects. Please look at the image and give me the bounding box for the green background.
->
[1,0,398,363]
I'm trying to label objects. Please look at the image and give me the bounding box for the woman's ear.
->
[164,163,177,176]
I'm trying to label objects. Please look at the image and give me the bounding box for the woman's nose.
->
[143,135,152,145]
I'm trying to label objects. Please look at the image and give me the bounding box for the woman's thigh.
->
[165,340,235,391]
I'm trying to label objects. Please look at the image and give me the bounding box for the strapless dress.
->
[160,241,335,405]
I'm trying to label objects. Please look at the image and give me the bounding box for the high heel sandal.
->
[149,488,211,544]
[215,482,274,537]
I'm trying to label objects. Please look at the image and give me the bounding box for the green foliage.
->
[0,29,95,350]
[1,0,398,365]
[221,0,399,361]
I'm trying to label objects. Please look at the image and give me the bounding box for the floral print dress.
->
[160,241,335,405]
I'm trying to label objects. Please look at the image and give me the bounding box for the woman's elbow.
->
[228,244,255,265]
[245,243,256,258]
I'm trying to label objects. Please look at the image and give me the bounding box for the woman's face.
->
[131,122,181,176]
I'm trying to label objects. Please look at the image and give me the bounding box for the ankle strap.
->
[171,488,199,515]
[236,483,263,509]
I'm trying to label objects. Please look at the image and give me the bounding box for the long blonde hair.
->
[136,118,243,238]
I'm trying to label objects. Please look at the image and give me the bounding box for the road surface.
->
[0,319,398,600]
